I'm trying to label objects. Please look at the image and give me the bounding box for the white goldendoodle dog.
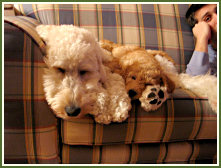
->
[36,25,131,124]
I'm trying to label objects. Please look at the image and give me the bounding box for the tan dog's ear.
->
[104,58,124,75]
[161,75,175,93]
[36,25,57,42]
[100,40,115,52]
[100,39,121,52]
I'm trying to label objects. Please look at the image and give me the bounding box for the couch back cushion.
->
[14,4,194,72]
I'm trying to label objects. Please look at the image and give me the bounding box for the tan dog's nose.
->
[65,105,81,117]
[128,89,137,98]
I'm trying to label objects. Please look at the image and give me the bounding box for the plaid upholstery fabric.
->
[62,89,216,146]
[62,140,217,164]
[4,16,46,54]
[5,4,217,164]
[14,4,194,72]
[4,19,60,163]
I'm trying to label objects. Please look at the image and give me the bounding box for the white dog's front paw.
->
[94,113,112,125]
[104,71,131,123]
[139,85,168,112]
[112,101,130,122]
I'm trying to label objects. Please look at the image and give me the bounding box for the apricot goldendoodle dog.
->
[36,25,131,124]
[100,40,217,113]
[100,40,176,111]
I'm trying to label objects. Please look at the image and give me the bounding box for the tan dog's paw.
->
[139,85,168,112]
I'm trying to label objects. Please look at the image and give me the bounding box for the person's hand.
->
[193,22,211,43]
[193,22,211,52]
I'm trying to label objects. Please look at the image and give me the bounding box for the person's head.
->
[186,4,217,30]
[186,4,217,49]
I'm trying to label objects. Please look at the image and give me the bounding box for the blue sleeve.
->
[186,51,210,76]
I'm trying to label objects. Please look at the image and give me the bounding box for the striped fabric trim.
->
[4,16,46,55]
[73,4,80,26]
[125,101,137,144]
[136,4,145,48]
[54,4,60,25]
[96,4,103,41]
[115,4,123,44]
[173,4,185,72]
[32,4,40,22]
[23,33,38,163]
[62,140,217,164]
[161,99,174,142]
[154,4,164,51]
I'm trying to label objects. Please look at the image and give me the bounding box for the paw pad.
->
[139,85,169,112]
[148,92,156,98]
[149,98,158,104]
[158,90,164,99]
[147,88,165,106]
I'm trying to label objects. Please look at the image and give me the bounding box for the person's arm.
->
[186,21,211,76]
[186,51,210,76]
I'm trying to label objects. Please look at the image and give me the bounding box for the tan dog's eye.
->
[160,78,164,86]
[145,83,151,86]
[132,76,136,80]
[57,67,66,74]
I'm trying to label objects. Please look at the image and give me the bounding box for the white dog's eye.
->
[57,67,66,74]
[79,70,88,76]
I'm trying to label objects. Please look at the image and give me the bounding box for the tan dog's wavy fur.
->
[101,40,175,98]
[100,40,217,113]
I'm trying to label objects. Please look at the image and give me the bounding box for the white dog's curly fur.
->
[36,25,131,124]
[155,54,217,113]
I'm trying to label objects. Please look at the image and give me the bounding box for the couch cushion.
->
[14,4,195,72]
[4,22,60,164]
[61,89,216,146]
[62,140,217,164]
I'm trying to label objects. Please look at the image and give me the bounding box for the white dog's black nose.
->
[65,106,81,116]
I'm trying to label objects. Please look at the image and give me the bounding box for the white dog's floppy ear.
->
[98,56,107,84]
[100,64,107,84]
[95,44,107,83]
[36,25,57,42]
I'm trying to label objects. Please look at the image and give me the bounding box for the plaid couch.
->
[4,4,217,164]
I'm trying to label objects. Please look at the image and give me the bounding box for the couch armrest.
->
[4,17,60,164]
[4,16,46,55]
